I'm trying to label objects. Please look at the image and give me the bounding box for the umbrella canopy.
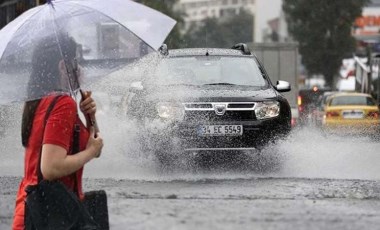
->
[0,0,176,104]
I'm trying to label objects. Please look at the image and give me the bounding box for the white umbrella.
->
[0,0,176,104]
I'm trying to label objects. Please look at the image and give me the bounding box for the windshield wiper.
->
[203,82,236,85]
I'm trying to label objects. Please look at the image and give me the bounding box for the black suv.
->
[125,44,292,164]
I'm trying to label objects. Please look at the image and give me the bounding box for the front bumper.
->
[142,117,290,152]
[322,119,380,135]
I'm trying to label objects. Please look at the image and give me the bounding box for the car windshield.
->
[148,56,267,86]
[330,96,376,106]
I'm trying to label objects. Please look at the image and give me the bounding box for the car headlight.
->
[156,102,184,120]
[254,101,280,120]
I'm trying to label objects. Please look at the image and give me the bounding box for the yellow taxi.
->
[322,92,380,135]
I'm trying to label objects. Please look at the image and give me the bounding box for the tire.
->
[370,131,380,142]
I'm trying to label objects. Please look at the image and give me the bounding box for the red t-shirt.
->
[12,94,90,230]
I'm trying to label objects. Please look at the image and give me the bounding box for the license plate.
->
[198,125,243,136]
[342,110,364,119]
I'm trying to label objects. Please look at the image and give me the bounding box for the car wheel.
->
[370,131,380,142]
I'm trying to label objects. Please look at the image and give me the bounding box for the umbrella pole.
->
[80,89,100,134]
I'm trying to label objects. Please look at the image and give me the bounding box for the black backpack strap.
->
[72,119,81,195]
[37,95,62,182]
[72,122,81,154]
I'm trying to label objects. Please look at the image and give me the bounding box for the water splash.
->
[276,125,380,180]
[1,60,380,181]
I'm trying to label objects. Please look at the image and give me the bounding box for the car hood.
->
[143,85,278,102]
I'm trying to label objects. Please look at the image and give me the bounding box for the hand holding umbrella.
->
[80,90,100,133]
[80,90,101,158]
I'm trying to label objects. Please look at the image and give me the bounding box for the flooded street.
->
[1,103,380,229]
[3,175,380,230]
[2,0,380,229]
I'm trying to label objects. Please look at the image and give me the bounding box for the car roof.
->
[166,48,253,57]
[323,91,339,96]
[329,92,374,98]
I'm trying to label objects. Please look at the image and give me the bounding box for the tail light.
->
[368,111,379,119]
[297,96,302,106]
[291,117,297,127]
[297,95,303,113]
[326,111,339,118]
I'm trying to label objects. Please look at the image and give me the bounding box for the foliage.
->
[182,9,254,48]
[283,0,369,87]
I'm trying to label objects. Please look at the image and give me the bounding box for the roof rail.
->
[231,43,251,55]
[159,44,169,56]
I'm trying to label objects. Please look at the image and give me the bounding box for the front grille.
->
[185,110,255,121]
[183,102,256,122]
[228,103,255,109]
[184,103,213,109]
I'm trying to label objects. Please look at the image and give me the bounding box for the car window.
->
[150,56,267,86]
[323,95,332,104]
[329,96,376,106]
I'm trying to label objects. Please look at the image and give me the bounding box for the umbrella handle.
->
[80,90,100,134]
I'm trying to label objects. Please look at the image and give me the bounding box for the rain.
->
[2,0,380,230]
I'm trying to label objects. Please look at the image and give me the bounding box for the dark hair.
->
[22,34,77,147]
[27,35,77,99]
[21,100,41,147]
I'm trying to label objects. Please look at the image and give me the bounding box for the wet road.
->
[2,175,380,230]
[2,99,380,229]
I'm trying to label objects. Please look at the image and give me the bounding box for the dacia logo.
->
[214,104,227,116]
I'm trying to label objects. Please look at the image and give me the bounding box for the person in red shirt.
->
[12,35,104,230]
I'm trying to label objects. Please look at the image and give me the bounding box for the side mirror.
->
[129,81,143,93]
[275,80,291,92]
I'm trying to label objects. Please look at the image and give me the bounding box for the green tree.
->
[136,0,184,48]
[283,0,368,87]
[184,17,227,48]
[183,10,254,48]
[222,10,254,46]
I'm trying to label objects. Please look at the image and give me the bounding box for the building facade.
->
[0,0,46,29]
[253,0,287,43]
[353,0,380,43]
[174,0,255,32]
[259,9,290,43]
